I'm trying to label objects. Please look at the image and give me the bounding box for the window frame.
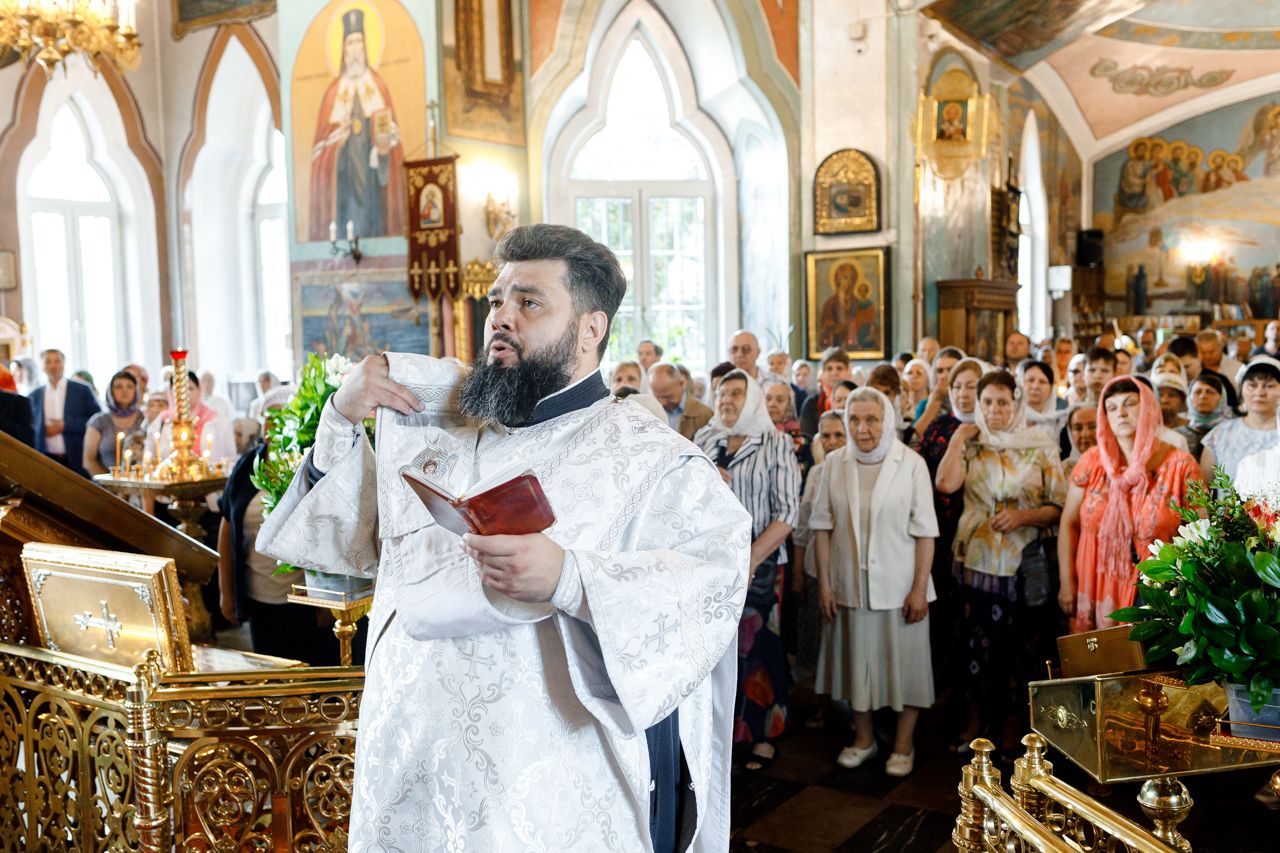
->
[24,103,129,373]
[570,178,715,369]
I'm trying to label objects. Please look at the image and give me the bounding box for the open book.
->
[400,460,556,537]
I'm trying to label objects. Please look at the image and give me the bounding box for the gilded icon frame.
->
[814,148,880,234]
[805,247,889,360]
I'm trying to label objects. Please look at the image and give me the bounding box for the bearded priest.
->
[257,224,750,853]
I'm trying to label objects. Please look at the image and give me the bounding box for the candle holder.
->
[330,230,363,265]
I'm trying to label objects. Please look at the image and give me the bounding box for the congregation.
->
[5,320,1279,781]
[605,325,1279,777]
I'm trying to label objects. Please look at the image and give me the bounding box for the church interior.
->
[3,1,1280,850]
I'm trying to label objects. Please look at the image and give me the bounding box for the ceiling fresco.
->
[923,0,1280,152]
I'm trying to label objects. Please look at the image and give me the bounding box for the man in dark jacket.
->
[30,349,100,476]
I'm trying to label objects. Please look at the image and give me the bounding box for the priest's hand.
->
[464,532,565,603]
[332,354,425,424]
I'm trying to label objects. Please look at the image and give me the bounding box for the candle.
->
[154,431,161,461]
[115,431,124,469]
[143,450,151,470]
[346,220,355,242]
[123,449,133,472]
[329,220,337,242]
[205,432,213,459]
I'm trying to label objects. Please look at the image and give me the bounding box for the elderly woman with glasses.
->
[811,387,937,777]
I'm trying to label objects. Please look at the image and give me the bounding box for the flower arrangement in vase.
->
[1113,470,1280,738]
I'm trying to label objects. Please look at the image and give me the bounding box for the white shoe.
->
[836,742,878,769]
[885,752,914,777]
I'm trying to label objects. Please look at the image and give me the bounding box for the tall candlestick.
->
[115,431,124,469]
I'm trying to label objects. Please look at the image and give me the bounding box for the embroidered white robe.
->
[257,355,750,852]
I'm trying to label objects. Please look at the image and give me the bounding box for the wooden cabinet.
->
[936,278,1019,364]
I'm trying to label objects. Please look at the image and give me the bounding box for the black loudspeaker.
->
[1076,229,1104,268]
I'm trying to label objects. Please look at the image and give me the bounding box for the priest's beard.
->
[460,324,579,426]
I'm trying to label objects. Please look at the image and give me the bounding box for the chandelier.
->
[0,0,140,77]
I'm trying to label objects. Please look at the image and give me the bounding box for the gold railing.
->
[954,735,1183,853]
[0,643,363,851]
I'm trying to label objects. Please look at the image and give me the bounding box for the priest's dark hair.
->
[494,224,627,358]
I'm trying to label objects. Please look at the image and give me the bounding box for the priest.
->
[258,224,750,852]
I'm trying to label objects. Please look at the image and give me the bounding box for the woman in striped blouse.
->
[696,369,802,769]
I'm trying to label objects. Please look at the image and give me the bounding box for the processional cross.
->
[73,600,123,649]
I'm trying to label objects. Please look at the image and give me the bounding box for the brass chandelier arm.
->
[0,1,142,77]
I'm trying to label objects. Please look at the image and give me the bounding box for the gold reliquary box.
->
[21,543,299,673]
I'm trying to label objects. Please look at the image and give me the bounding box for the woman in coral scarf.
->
[1057,376,1203,633]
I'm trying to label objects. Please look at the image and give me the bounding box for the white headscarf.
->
[843,386,898,464]
[1149,353,1187,385]
[947,357,986,425]
[1019,361,1069,431]
[903,358,935,391]
[974,376,1061,452]
[702,370,776,440]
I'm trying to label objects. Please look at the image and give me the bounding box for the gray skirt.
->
[815,575,935,712]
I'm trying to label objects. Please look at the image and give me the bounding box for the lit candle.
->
[123,448,133,472]
[143,450,151,470]
[329,220,337,242]
[154,431,162,462]
[346,220,355,242]
[205,432,213,459]
[115,431,124,469]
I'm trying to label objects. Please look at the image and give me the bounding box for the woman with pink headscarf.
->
[1057,376,1203,633]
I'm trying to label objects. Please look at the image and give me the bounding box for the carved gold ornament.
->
[814,148,879,234]
[915,66,994,180]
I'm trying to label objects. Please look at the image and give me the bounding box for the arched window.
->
[253,130,292,380]
[551,34,723,370]
[567,39,713,367]
[187,36,290,384]
[24,102,127,378]
[1017,113,1049,342]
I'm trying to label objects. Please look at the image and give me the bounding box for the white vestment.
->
[257,355,750,852]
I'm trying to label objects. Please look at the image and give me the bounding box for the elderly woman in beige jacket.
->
[811,387,938,777]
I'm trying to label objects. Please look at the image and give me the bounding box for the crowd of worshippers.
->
[605,325,1280,775]
[0,353,349,666]
[6,322,1280,775]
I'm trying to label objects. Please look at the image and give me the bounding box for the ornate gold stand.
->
[0,642,362,850]
[286,583,373,666]
[1029,671,1280,851]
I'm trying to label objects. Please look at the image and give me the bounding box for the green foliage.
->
[1110,467,1280,713]
[249,354,370,574]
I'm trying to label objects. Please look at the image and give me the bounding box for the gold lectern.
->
[0,432,364,850]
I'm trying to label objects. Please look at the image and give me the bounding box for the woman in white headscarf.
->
[1017,358,1069,442]
[935,369,1065,758]
[902,358,934,421]
[810,387,938,777]
[694,369,801,769]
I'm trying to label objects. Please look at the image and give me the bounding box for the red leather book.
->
[401,465,556,537]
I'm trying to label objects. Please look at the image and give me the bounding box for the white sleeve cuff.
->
[550,550,588,621]
[311,398,363,474]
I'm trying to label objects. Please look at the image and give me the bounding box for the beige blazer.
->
[809,440,939,610]
[677,397,714,441]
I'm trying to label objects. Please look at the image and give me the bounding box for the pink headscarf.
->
[1093,376,1161,584]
